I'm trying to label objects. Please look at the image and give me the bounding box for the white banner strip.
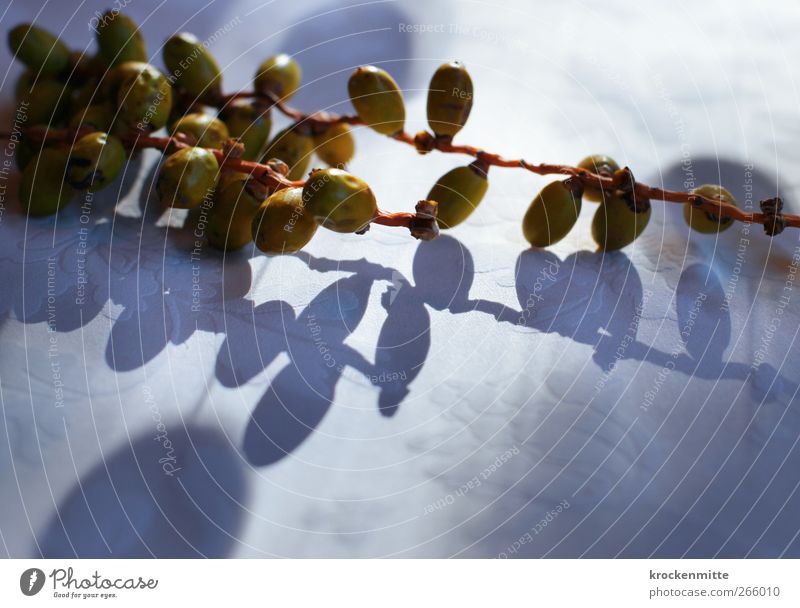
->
[1,559,797,606]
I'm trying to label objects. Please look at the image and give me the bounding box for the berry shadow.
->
[519,156,800,401]
[103,160,256,372]
[0,152,258,374]
[0,152,143,333]
[646,156,797,397]
[7,147,796,475]
[238,272,375,465]
[219,235,519,465]
[38,425,247,558]
[514,246,796,402]
[228,221,797,467]
[217,253,414,465]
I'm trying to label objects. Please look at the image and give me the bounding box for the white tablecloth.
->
[1,0,799,557]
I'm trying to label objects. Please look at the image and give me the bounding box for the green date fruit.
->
[254,54,301,100]
[216,169,248,193]
[252,187,317,254]
[14,137,37,170]
[348,65,405,136]
[69,104,115,132]
[592,194,651,251]
[163,33,222,101]
[98,61,148,100]
[523,180,582,247]
[8,24,69,75]
[427,61,473,138]
[171,112,229,149]
[684,184,737,233]
[577,154,620,203]
[220,99,272,161]
[313,123,355,167]
[19,148,75,216]
[18,78,70,125]
[66,132,126,192]
[261,127,313,181]
[115,63,173,132]
[302,168,377,233]
[156,146,219,209]
[206,175,265,251]
[427,164,488,229]
[14,70,35,102]
[96,11,147,66]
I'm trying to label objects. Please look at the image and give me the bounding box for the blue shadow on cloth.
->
[226,235,520,465]
[39,426,247,558]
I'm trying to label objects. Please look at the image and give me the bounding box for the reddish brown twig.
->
[214,90,363,136]
[4,84,795,237]
[219,89,793,235]
[430,140,795,233]
[12,126,300,191]
[0,126,437,237]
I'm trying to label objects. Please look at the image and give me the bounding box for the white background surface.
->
[1,0,799,558]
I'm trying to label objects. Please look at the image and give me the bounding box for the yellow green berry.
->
[427,61,473,138]
[98,61,149,100]
[220,99,272,161]
[163,33,222,101]
[261,127,313,181]
[313,123,355,167]
[14,70,35,102]
[302,168,377,233]
[254,54,301,100]
[8,24,69,75]
[14,137,37,170]
[252,187,317,254]
[171,112,229,149]
[19,148,75,216]
[95,11,147,66]
[577,154,620,203]
[591,194,651,251]
[17,78,70,125]
[685,184,737,233]
[115,63,173,132]
[216,169,248,192]
[66,132,126,192]
[157,146,219,209]
[207,175,266,251]
[427,164,488,229]
[348,65,405,136]
[523,180,582,247]
[69,104,115,132]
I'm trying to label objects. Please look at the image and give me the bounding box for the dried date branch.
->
[0,126,437,238]
[5,83,794,239]
[217,89,795,235]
